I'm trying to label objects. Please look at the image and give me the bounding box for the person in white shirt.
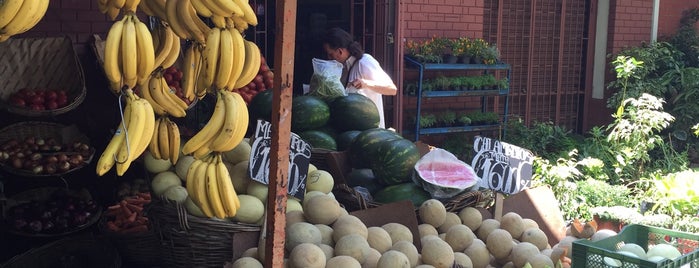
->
[321,27,397,128]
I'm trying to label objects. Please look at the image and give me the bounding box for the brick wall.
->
[608,0,654,53]
[401,0,485,41]
[658,0,699,38]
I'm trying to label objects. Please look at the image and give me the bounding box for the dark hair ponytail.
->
[322,27,364,59]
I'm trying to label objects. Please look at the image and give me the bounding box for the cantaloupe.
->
[228,160,251,193]
[315,224,335,246]
[391,241,419,267]
[419,224,439,239]
[415,265,436,268]
[222,140,251,165]
[486,229,514,259]
[362,248,381,268]
[512,242,540,268]
[303,191,327,206]
[367,227,393,253]
[464,239,490,268]
[459,207,483,231]
[500,212,525,239]
[285,210,306,229]
[184,196,206,217]
[241,247,258,259]
[289,243,326,268]
[522,218,539,230]
[286,222,322,251]
[175,155,195,180]
[520,227,549,250]
[232,194,265,224]
[528,254,554,268]
[307,169,334,194]
[376,250,410,268]
[287,197,303,212]
[619,243,647,260]
[454,252,474,268]
[556,236,579,258]
[326,255,361,268]
[476,219,500,241]
[332,214,369,242]
[246,181,269,202]
[144,150,173,173]
[590,229,617,242]
[419,199,447,227]
[303,194,341,225]
[151,171,182,196]
[421,235,455,268]
[381,223,413,245]
[445,224,475,252]
[437,212,462,233]
[162,185,188,204]
[334,234,371,264]
[319,244,335,262]
[231,256,263,268]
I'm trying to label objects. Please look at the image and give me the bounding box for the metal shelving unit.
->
[404,56,511,141]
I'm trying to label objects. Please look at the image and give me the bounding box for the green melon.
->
[370,138,420,185]
[299,130,337,151]
[349,128,403,168]
[292,95,330,132]
[336,130,362,151]
[329,93,380,131]
[373,182,431,207]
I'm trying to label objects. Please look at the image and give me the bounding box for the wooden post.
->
[264,0,297,267]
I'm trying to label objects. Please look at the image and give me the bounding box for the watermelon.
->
[349,128,404,168]
[370,138,421,186]
[345,168,382,195]
[299,130,337,151]
[314,125,339,140]
[248,89,273,122]
[373,182,431,207]
[292,95,330,132]
[336,130,361,151]
[329,93,380,131]
[414,149,480,199]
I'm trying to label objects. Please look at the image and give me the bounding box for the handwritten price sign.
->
[471,136,533,195]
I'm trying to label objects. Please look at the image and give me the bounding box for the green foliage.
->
[668,8,699,67]
[646,170,699,218]
[419,113,437,128]
[503,118,579,161]
[439,110,457,126]
[457,114,471,126]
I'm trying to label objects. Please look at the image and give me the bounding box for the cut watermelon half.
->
[414,148,481,199]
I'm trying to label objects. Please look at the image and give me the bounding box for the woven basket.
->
[2,234,121,268]
[148,199,261,268]
[0,36,86,117]
[0,121,94,177]
[98,216,162,267]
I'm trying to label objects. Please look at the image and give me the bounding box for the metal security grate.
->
[484,0,590,133]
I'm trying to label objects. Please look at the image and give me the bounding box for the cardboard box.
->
[351,200,422,250]
[501,186,567,246]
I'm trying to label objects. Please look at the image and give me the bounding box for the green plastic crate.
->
[572,224,699,268]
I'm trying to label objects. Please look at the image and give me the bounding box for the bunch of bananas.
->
[187,0,257,30]
[141,70,189,117]
[96,91,156,176]
[104,13,156,94]
[181,43,205,102]
[97,0,142,20]
[186,153,240,218]
[200,26,261,91]
[151,22,181,72]
[138,0,167,21]
[165,0,211,44]
[182,90,249,159]
[149,116,181,165]
[0,0,50,42]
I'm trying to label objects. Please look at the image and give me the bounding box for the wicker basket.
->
[2,234,121,268]
[98,216,162,267]
[0,36,86,117]
[148,199,261,268]
[0,121,94,177]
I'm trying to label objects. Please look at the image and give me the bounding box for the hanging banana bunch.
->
[96,90,156,176]
[103,13,156,94]
[186,152,240,218]
[148,116,181,165]
[0,0,50,42]
[199,26,260,92]
[97,0,141,21]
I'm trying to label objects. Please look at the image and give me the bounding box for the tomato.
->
[46,101,59,110]
[57,89,67,98]
[30,95,44,105]
[175,71,184,81]
[170,81,180,89]
[45,90,58,100]
[56,96,68,107]
[10,97,25,107]
[163,73,174,84]
[30,104,44,110]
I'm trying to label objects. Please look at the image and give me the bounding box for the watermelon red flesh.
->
[329,93,380,131]
[370,138,421,186]
[349,128,404,168]
[292,95,330,132]
[416,162,479,189]
[373,182,431,207]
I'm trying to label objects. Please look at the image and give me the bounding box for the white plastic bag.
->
[308,58,346,101]
[413,148,481,199]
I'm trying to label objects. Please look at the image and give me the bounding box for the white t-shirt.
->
[344,54,395,128]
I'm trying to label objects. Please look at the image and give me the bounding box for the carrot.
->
[118,224,148,234]
[127,210,138,223]
[106,221,121,232]
[137,192,151,200]
[125,203,144,213]
[125,197,149,205]
[107,204,122,210]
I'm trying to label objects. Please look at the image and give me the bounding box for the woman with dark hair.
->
[322,27,397,128]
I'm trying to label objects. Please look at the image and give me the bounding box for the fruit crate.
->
[572,224,699,268]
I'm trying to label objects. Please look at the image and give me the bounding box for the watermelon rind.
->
[299,130,337,151]
[373,182,432,208]
[370,138,421,186]
[292,95,330,132]
[329,93,380,131]
[336,130,362,151]
[349,128,404,168]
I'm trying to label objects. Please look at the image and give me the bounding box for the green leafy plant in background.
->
[668,8,699,67]
[439,110,457,127]
[419,113,437,128]
[646,170,699,219]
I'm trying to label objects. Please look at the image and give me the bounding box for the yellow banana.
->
[152,23,173,69]
[121,14,138,90]
[145,0,167,20]
[149,116,163,160]
[233,40,261,89]
[104,17,127,94]
[106,6,120,21]
[210,91,247,152]
[165,0,191,40]
[0,0,25,30]
[186,158,203,198]
[149,73,186,117]
[97,0,110,13]
[234,0,257,26]
[16,0,49,34]
[230,15,248,33]
[181,44,200,102]
[206,155,226,218]
[215,27,234,90]
[116,93,146,176]
[201,0,241,18]
[157,114,170,161]
[139,78,168,115]
[167,118,181,165]
[0,34,8,42]
[96,96,132,176]
[190,0,213,18]
[211,15,227,29]
[202,27,221,89]
[109,0,127,9]
[215,153,240,216]
[182,91,225,156]
[225,29,246,90]
[161,29,181,69]
[138,0,155,16]
[133,16,156,85]
[136,98,157,159]
[123,0,141,13]
[160,74,189,111]
[177,0,207,44]
[187,157,214,217]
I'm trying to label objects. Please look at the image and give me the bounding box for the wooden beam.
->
[264,0,297,267]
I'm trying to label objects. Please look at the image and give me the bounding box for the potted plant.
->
[431,36,457,63]
[439,110,457,127]
[481,44,501,64]
[433,75,451,91]
[468,38,489,64]
[404,39,442,63]
[452,37,472,63]
[419,113,438,128]
[467,111,485,125]
[482,112,500,124]
[457,114,472,126]
[496,78,509,89]
[470,76,484,90]
[590,206,643,232]
[482,75,497,89]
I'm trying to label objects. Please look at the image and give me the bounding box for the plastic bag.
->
[308,58,346,102]
[413,148,481,199]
